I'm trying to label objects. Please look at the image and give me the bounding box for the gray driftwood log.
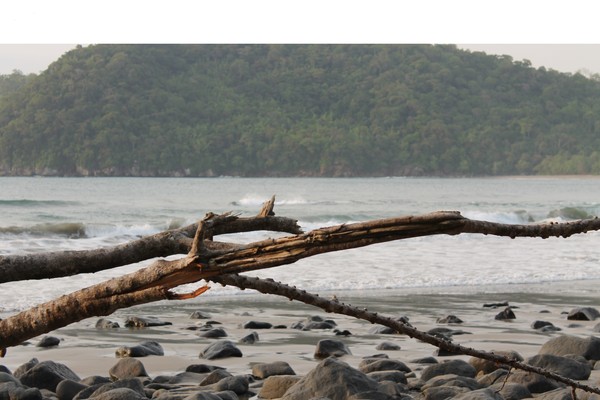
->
[2,196,600,396]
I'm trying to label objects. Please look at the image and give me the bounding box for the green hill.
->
[1,44,600,177]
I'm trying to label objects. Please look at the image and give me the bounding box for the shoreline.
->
[2,280,600,379]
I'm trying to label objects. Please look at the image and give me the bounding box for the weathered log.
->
[1,200,600,353]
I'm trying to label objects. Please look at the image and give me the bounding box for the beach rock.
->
[124,316,172,328]
[376,380,410,397]
[13,358,39,378]
[506,370,564,393]
[305,321,337,330]
[199,328,228,338]
[199,369,233,386]
[95,318,120,328]
[531,320,555,329]
[427,327,471,339]
[36,335,60,348]
[422,385,470,400]
[252,361,295,379]
[210,375,249,395]
[375,341,401,351]
[199,340,243,360]
[314,339,352,359]
[420,359,476,381]
[185,364,225,374]
[494,307,516,320]
[469,350,523,374]
[358,358,411,374]
[86,387,147,399]
[0,381,43,400]
[490,382,532,400]
[0,366,10,374]
[280,357,381,400]
[242,321,272,329]
[567,307,600,321]
[18,360,80,392]
[483,301,509,308]
[0,372,19,385]
[421,374,484,391]
[334,329,352,336]
[87,378,146,398]
[453,387,503,400]
[369,325,397,334]
[115,340,164,357]
[259,375,302,399]
[477,369,509,386]
[240,331,259,344]
[366,370,407,384]
[527,353,591,380]
[80,375,111,386]
[190,310,211,319]
[348,392,399,400]
[436,315,463,324]
[56,378,88,400]
[167,371,209,385]
[539,335,600,360]
[108,358,148,380]
[410,356,438,364]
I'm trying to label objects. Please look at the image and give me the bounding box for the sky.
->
[2,1,600,75]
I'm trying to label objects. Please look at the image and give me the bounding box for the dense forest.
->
[1,44,600,177]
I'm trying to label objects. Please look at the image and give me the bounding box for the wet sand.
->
[2,281,600,385]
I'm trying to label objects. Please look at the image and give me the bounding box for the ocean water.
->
[1,176,599,313]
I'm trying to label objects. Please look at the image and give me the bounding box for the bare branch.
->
[211,274,600,396]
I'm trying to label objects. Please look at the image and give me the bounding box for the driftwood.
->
[2,196,600,394]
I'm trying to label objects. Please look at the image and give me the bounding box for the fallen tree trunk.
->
[1,199,600,350]
[2,197,600,397]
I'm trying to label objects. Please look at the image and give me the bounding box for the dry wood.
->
[211,273,600,396]
[2,197,600,398]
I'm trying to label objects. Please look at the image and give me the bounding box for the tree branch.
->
[211,274,600,396]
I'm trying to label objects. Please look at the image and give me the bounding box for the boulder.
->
[36,336,60,348]
[115,341,164,357]
[369,326,397,334]
[258,375,302,399]
[567,307,600,321]
[281,357,381,400]
[199,369,233,386]
[422,385,470,400]
[506,370,564,393]
[124,316,172,327]
[314,339,352,359]
[210,375,249,395]
[0,381,42,400]
[185,364,225,373]
[198,328,228,338]
[242,321,272,329]
[375,341,401,351]
[453,388,504,400]
[13,358,39,379]
[96,318,120,328]
[240,331,259,344]
[199,340,243,360]
[85,387,147,399]
[56,379,88,400]
[436,315,464,324]
[366,370,407,384]
[190,310,211,319]
[252,361,295,379]
[469,350,523,374]
[495,307,516,320]
[527,353,591,380]
[358,358,411,374]
[108,358,149,380]
[420,359,476,381]
[539,335,600,360]
[490,382,533,400]
[18,360,80,392]
[86,378,146,398]
[421,374,484,391]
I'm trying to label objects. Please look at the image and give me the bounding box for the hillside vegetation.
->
[1,44,600,177]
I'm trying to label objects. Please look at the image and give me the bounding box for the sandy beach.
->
[2,280,600,398]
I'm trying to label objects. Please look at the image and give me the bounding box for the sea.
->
[1,176,600,315]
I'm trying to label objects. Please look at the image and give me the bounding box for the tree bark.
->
[1,201,600,356]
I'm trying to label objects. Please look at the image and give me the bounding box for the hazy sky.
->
[2,1,600,75]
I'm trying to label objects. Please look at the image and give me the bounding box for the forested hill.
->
[1,44,600,177]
